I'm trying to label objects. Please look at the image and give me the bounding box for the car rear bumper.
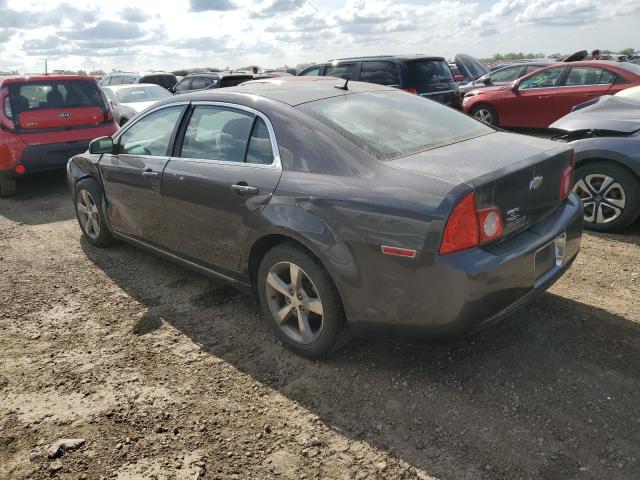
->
[344,192,583,340]
[0,140,90,177]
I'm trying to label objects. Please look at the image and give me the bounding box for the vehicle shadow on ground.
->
[82,240,640,480]
[0,171,73,225]
[591,222,640,248]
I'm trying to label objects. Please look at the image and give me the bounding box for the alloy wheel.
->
[265,261,324,345]
[76,190,101,239]
[473,108,494,124]
[573,174,626,224]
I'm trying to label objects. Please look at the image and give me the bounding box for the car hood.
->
[464,85,507,97]
[563,50,588,62]
[454,53,489,82]
[550,95,640,133]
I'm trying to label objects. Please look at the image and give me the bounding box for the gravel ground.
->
[1,172,639,480]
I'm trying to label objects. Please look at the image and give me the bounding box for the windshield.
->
[116,85,172,103]
[299,90,493,161]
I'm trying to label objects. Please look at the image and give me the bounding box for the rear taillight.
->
[440,192,505,255]
[3,96,13,119]
[14,164,26,175]
[1,91,16,130]
[440,192,479,254]
[403,87,418,94]
[559,152,575,201]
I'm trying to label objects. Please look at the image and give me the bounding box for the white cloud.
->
[0,0,637,73]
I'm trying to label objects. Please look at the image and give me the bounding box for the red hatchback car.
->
[0,75,117,196]
[463,61,640,128]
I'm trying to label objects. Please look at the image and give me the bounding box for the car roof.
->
[171,77,394,107]
[327,54,445,63]
[185,72,253,78]
[0,75,97,87]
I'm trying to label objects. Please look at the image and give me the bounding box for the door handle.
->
[231,183,259,196]
[141,169,159,180]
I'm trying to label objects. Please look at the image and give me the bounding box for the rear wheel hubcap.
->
[265,261,324,345]
[573,174,626,224]
[77,190,100,239]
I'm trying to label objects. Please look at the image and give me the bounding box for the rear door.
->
[557,66,614,117]
[160,103,282,277]
[98,104,187,241]
[502,66,565,127]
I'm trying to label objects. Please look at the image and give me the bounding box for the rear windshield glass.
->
[116,85,172,103]
[9,80,103,112]
[618,62,640,77]
[220,76,253,88]
[300,90,493,161]
[406,60,454,86]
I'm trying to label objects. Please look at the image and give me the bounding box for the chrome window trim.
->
[172,100,282,171]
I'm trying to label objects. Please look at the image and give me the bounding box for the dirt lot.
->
[1,172,639,480]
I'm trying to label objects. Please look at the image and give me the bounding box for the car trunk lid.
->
[390,132,573,235]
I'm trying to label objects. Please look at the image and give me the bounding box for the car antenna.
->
[334,76,350,91]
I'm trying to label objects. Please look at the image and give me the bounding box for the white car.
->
[101,84,173,127]
[615,85,640,100]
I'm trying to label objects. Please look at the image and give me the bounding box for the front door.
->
[98,104,187,240]
[160,104,282,278]
[501,66,565,128]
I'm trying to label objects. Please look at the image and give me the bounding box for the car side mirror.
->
[89,136,114,155]
[510,81,520,92]
[483,77,492,86]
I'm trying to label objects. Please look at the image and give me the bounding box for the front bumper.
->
[345,193,583,340]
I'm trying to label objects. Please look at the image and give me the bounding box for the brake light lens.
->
[1,90,16,130]
[478,208,504,243]
[403,87,417,94]
[559,152,575,201]
[440,192,479,254]
[14,164,26,175]
[3,96,13,119]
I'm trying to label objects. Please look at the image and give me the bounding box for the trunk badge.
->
[529,175,544,191]
[58,112,71,119]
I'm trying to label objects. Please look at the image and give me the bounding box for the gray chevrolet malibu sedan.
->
[67,77,582,357]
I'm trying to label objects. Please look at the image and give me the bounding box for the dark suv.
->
[99,72,178,90]
[298,55,461,108]
[171,72,255,94]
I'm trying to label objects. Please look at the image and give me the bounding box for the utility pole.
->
[44,59,48,75]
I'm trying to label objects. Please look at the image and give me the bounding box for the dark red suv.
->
[0,75,117,196]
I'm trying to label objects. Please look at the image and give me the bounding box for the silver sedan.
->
[102,84,173,127]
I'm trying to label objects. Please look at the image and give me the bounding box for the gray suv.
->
[99,72,178,91]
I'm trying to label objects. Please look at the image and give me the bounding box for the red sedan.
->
[462,61,640,128]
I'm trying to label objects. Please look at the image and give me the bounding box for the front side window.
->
[490,66,522,83]
[190,78,210,90]
[518,67,564,89]
[360,62,400,86]
[118,106,184,156]
[325,63,360,80]
[300,90,492,161]
[110,76,124,85]
[174,79,191,92]
[246,117,274,165]
[180,106,254,162]
[301,66,321,76]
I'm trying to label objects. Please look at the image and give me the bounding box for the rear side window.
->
[489,66,522,83]
[325,63,360,80]
[406,60,454,86]
[598,69,617,85]
[565,67,605,86]
[119,106,184,156]
[360,62,400,86]
[246,117,274,165]
[300,66,321,76]
[10,80,103,112]
[300,90,492,161]
[180,105,254,162]
[190,78,209,90]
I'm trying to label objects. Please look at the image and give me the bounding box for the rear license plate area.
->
[534,243,555,278]
[534,233,567,288]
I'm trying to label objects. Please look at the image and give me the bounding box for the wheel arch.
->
[575,155,640,184]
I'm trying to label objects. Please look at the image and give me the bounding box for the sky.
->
[0,0,638,73]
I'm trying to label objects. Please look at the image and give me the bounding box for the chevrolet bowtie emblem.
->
[529,175,543,191]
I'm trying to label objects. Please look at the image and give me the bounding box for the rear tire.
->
[257,243,349,358]
[470,104,499,126]
[573,161,640,231]
[0,176,17,197]
[74,178,115,247]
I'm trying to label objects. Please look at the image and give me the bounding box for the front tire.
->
[74,178,115,247]
[0,176,17,197]
[573,161,640,231]
[257,243,348,358]
[470,104,499,126]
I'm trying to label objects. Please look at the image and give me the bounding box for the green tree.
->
[619,48,636,56]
